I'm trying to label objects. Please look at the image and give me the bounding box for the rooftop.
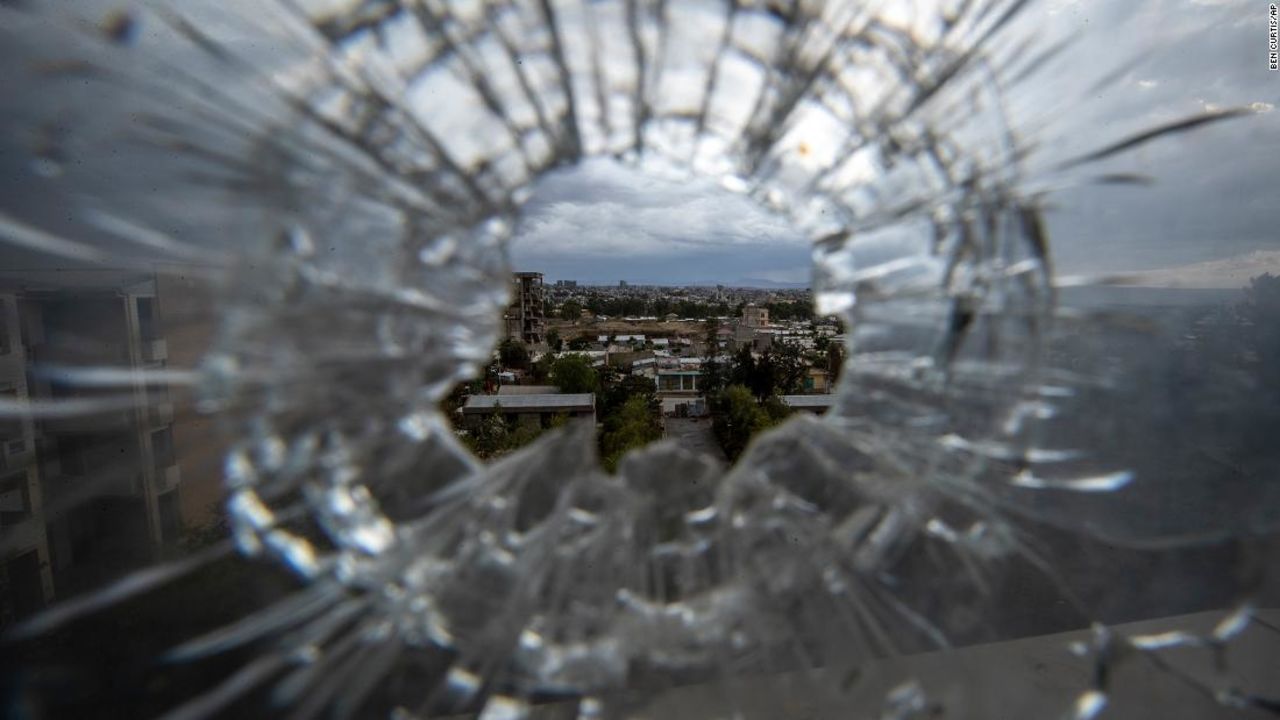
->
[463,393,595,413]
[781,394,835,408]
[497,385,562,396]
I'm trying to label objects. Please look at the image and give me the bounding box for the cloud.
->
[510,159,808,283]
[517,195,796,257]
[744,266,812,285]
[507,1,1280,287]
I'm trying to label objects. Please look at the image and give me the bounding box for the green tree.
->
[600,373,658,417]
[701,358,725,399]
[595,362,621,393]
[600,395,663,471]
[826,342,845,383]
[729,346,756,388]
[459,405,554,459]
[711,385,775,460]
[704,317,721,351]
[766,301,814,322]
[770,342,808,395]
[748,350,777,399]
[761,394,792,423]
[529,352,555,383]
[551,354,599,394]
[546,328,563,352]
[701,319,725,397]
[464,406,513,458]
[595,366,662,470]
[508,422,544,450]
[498,338,530,370]
[559,301,582,321]
[568,335,593,351]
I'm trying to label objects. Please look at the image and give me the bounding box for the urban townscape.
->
[443,272,846,469]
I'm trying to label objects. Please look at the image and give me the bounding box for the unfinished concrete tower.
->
[505,271,545,346]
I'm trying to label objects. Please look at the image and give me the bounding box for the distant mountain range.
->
[733,277,810,289]
[561,278,810,289]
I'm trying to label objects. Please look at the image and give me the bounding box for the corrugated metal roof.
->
[463,393,595,412]
[781,394,835,408]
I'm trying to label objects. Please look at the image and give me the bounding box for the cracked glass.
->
[1,1,1278,718]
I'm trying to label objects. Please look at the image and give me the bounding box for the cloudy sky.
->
[1035,0,1280,285]
[1,0,1276,291]
[510,0,1280,289]
[510,159,810,287]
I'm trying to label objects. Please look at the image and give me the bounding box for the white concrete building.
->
[0,271,185,625]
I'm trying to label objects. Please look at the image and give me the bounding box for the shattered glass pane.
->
[1,0,1278,718]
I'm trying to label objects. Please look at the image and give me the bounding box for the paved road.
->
[663,417,728,463]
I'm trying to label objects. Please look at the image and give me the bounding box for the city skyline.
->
[518,245,1280,291]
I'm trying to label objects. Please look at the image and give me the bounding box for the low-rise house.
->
[656,371,701,394]
[555,350,608,367]
[630,357,657,379]
[803,368,831,394]
[462,393,596,428]
[497,385,561,396]
[781,395,834,414]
